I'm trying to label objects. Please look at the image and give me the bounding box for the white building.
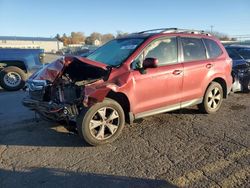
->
[0,36,64,53]
[93,39,101,46]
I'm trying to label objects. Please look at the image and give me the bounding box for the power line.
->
[230,35,250,37]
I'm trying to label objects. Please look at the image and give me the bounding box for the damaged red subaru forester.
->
[23,28,233,146]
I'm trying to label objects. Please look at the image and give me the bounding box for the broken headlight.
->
[27,80,48,91]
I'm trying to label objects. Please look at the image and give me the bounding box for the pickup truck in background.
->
[0,48,44,91]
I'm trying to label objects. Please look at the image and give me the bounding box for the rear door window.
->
[203,38,223,58]
[181,38,207,62]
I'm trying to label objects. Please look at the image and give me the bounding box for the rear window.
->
[203,39,223,59]
[181,38,207,62]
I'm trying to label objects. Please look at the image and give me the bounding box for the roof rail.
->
[137,28,178,34]
[136,28,211,36]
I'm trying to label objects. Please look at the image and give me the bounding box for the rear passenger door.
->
[180,37,212,104]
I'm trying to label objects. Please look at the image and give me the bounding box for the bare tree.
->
[71,32,85,44]
[55,34,62,41]
[61,33,70,46]
[85,32,102,45]
[102,33,115,44]
[116,30,129,38]
[207,30,233,41]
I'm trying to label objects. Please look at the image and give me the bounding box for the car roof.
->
[118,28,216,40]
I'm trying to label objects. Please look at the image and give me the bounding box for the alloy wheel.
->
[3,72,21,87]
[207,87,221,109]
[89,107,120,140]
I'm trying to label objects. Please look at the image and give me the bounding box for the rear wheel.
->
[198,82,223,114]
[0,66,26,91]
[77,98,125,146]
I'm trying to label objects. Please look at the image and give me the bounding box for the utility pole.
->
[210,25,214,33]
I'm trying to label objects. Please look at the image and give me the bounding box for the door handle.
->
[173,70,182,75]
[206,63,213,69]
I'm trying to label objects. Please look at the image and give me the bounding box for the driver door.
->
[131,37,183,117]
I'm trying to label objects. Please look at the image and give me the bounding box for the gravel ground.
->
[0,90,249,188]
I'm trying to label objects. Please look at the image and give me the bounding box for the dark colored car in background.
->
[60,45,98,56]
[0,48,44,91]
[23,28,232,146]
[225,45,250,92]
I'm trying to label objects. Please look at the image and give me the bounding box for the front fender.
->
[83,71,134,111]
[83,84,111,107]
[83,80,124,107]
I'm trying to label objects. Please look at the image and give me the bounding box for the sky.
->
[0,0,249,38]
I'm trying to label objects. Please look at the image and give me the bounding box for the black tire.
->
[242,79,250,93]
[77,98,125,146]
[0,66,26,91]
[198,82,223,114]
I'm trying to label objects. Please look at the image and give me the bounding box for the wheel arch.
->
[0,61,27,73]
[209,77,227,98]
[106,90,131,124]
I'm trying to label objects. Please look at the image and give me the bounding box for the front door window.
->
[132,37,178,69]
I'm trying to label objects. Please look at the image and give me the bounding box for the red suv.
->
[23,28,232,146]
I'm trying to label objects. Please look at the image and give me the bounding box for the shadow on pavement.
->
[169,108,204,115]
[0,120,91,147]
[0,168,177,188]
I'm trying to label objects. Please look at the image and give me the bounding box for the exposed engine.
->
[23,57,109,121]
[25,77,91,121]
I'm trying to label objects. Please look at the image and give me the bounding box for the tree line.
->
[55,31,128,46]
[55,30,236,46]
[209,31,236,41]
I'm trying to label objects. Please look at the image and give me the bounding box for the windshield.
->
[238,49,250,60]
[86,38,145,66]
[226,48,242,60]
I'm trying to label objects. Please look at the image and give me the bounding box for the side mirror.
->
[143,58,158,69]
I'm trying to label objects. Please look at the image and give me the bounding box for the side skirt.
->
[133,98,203,120]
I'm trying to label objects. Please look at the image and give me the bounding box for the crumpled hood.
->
[28,56,108,83]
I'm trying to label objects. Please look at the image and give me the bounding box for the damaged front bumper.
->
[22,97,79,121]
[232,70,250,92]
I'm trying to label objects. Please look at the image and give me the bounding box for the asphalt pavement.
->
[0,90,249,188]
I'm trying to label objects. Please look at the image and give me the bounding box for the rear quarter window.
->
[203,38,223,59]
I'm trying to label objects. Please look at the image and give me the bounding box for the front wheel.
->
[198,82,223,114]
[77,98,125,146]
